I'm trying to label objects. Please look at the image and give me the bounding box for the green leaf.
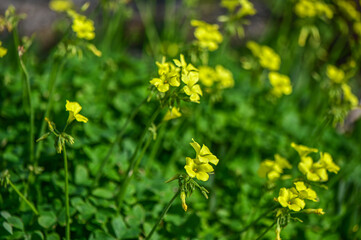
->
[75,165,90,185]
[7,217,24,230]
[31,230,44,240]
[46,233,60,240]
[111,215,126,239]
[92,188,114,199]
[2,221,13,235]
[38,212,57,228]
[0,211,11,220]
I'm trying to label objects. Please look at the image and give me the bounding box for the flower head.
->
[66,100,88,123]
[247,41,280,71]
[298,156,328,182]
[327,65,345,84]
[49,0,73,12]
[278,188,305,212]
[163,107,182,121]
[291,142,318,158]
[269,72,292,97]
[320,152,340,174]
[290,181,318,202]
[258,154,292,181]
[191,20,223,51]
[71,14,95,40]
[184,157,214,181]
[190,138,219,165]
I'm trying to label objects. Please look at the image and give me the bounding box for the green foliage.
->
[1,0,361,239]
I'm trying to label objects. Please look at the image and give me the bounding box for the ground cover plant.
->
[1,0,361,239]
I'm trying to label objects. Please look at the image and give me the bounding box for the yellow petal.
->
[196,171,209,181]
[66,100,82,115]
[75,114,88,123]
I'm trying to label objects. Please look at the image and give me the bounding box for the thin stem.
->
[255,221,276,240]
[93,97,148,187]
[239,207,276,235]
[8,180,38,215]
[134,0,161,56]
[19,57,34,166]
[117,105,162,209]
[63,145,71,240]
[145,189,180,240]
[35,60,65,163]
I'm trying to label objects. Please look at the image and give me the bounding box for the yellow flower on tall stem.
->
[65,100,88,123]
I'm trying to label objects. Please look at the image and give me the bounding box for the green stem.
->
[134,0,161,56]
[239,207,275,235]
[145,190,180,240]
[8,180,38,215]
[35,60,65,163]
[255,221,276,240]
[117,105,162,209]
[94,97,148,187]
[19,57,34,166]
[63,145,71,240]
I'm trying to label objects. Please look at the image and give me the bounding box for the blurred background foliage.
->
[1,0,361,239]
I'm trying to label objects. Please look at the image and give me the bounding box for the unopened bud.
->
[303,208,325,215]
[36,132,50,142]
[180,191,187,212]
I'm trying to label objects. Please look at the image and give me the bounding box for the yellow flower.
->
[184,157,214,181]
[237,0,256,17]
[278,188,305,211]
[294,0,317,18]
[163,107,182,121]
[303,208,325,215]
[336,0,360,21]
[269,72,292,97]
[320,152,340,174]
[199,66,216,87]
[0,41,7,58]
[259,46,280,71]
[326,65,345,84]
[341,83,359,108]
[215,65,235,89]
[190,139,219,165]
[49,0,73,12]
[191,20,223,51]
[298,156,328,182]
[183,79,203,103]
[291,142,318,157]
[258,154,292,181]
[71,15,95,40]
[247,41,280,71]
[295,0,333,19]
[65,100,88,123]
[290,181,318,202]
[150,57,181,93]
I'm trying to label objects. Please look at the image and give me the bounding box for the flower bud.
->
[303,208,325,215]
[180,191,188,212]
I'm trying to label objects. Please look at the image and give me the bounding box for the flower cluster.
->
[326,65,359,108]
[291,142,340,182]
[191,20,223,51]
[219,0,256,38]
[221,0,256,18]
[247,41,280,71]
[163,107,182,121]
[268,72,292,98]
[69,11,95,40]
[49,0,73,12]
[258,154,292,182]
[184,139,219,181]
[150,56,180,93]
[150,54,203,103]
[277,181,318,212]
[294,0,333,19]
[246,41,292,98]
[199,65,235,90]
